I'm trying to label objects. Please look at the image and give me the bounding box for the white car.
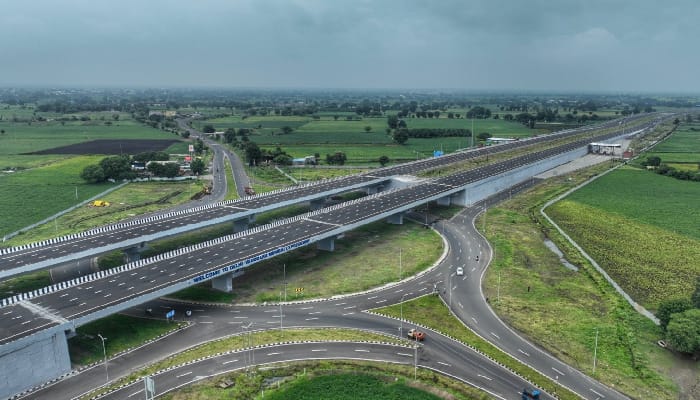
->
[456,267,464,276]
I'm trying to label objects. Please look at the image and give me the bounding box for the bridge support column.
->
[123,243,147,263]
[211,269,245,293]
[317,237,335,252]
[310,198,326,210]
[233,215,255,233]
[386,212,404,225]
[436,195,451,206]
[451,189,469,207]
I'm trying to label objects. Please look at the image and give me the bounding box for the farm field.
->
[479,166,679,399]
[643,123,700,164]
[0,156,115,238]
[0,119,180,156]
[546,168,700,309]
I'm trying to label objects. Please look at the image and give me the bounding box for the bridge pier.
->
[310,198,326,210]
[386,212,404,225]
[211,269,245,293]
[317,237,335,251]
[436,195,451,207]
[233,215,255,233]
[123,243,147,263]
[451,189,469,207]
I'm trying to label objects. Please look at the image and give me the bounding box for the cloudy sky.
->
[1,0,698,92]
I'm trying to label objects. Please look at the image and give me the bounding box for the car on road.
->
[456,267,464,276]
[407,328,425,341]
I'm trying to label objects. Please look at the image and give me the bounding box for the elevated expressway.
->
[0,114,670,398]
[0,113,658,281]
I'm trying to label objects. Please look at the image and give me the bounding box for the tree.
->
[666,309,700,354]
[656,298,693,330]
[244,142,262,166]
[80,164,105,183]
[273,154,292,165]
[0,129,5,135]
[477,132,492,141]
[202,124,215,133]
[364,126,372,133]
[392,128,408,145]
[190,158,205,175]
[281,126,294,134]
[325,152,347,165]
[378,155,389,167]
[99,155,133,180]
[387,115,399,129]
[645,156,662,167]
[224,128,236,143]
[692,276,700,308]
[193,138,205,154]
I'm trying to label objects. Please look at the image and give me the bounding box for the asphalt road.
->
[21,186,630,400]
[0,113,665,280]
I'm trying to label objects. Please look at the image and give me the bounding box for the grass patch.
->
[3,180,204,246]
[68,314,176,366]
[0,156,114,238]
[0,271,51,299]
[223,156,239,200]
[228,221,442,303]
[478,168,679,398]
[375,295,580,400]
[259,373,443,400]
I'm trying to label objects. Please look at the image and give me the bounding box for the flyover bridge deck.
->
[0,114,670,346]
[0,113,657,280]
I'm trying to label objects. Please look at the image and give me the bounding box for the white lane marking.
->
[462,276,467,281]
[552,367,565,376]
[458,302,464,309]
[267,352,280,356]
[397,352,412,357]
[311,349,326,352]
[471,317,478,324]
[343,305,356,309]
[418,287,427,292]
[228,321,242,324]
[436,361,451,366]
[490,332,500,339]
[471,267,476,272]
[229,310,240,313]
[128,389,144,398]
[177,371,192,378]
[309,311,321,315]
[477,374,492,381]
[264,310,276,313]
[299,307,313,310]
[590,388,605,398]
[222,359,239,365]
[354,349,370,353]
[305,317,319,321]
[342,312,355,316]
[198,321,213,324]
[518,349,530,357]
[376,299,387,304]
[419,280,428,285]
[367,295,378,300]
[234,316,249,319]
[334,302,346,306]
[452,285,457,291]
[394,289,403,293]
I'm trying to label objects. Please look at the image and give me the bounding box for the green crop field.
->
[0,156,117,238]
[261,374,442,400]
[547,167,700,309]
[643,124,700,164]
[0,119,180,155]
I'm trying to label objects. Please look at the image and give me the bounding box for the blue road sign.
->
[166,310,175,319]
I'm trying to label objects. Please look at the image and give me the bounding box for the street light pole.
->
[399,294,407,339]
[279,291,283,331]
[593,328,599,373]
[399,248,402,281]
[97,333,108,382]
[283,263,287,302]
